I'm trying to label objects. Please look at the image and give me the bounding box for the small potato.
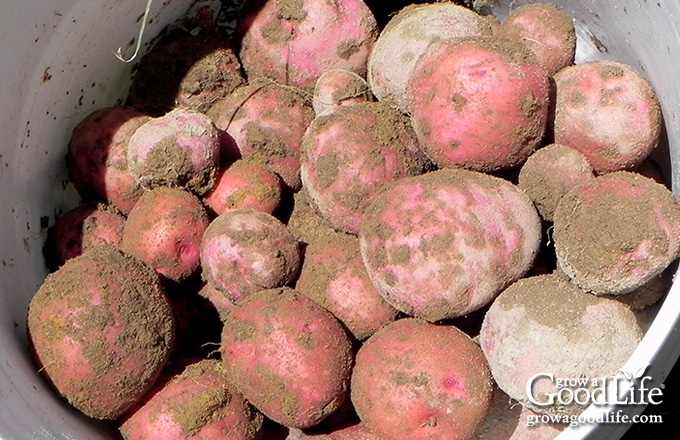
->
[499,3,576,76]
[208,79,314,191]
[301,102,429,234]
[407,37,550,172]
[67,106,149,214]
[479,274,642,416]
[552,60,662,172]
[200,209,301,303]
[122,187,210,283]
[351,318,493,440]
[203,159,283,217]
[27,245,175,420]
[127,108,221,195]
[295,231,399,340]
[359,168,541,322]
[221,287,354,428]
[553,171,680,295]
[119,359,264,440]
[43,203,126,270]
[313,69,372,117]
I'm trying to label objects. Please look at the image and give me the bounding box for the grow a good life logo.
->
[525,363,664,409]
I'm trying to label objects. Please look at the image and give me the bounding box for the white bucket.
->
[0,0,677,438]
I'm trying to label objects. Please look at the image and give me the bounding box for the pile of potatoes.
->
[27,0,680,439]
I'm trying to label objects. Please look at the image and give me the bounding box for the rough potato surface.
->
[407,37,550,172]
[208,79,314,191]
[119,359,264,440]
[552,60,662,172]
[27,245,175,420]
[236,0,378,90]
[479,274,642,416]
[351,318,492,440]
[499,3,576,76]
[553,171,680,295]
[518,143,595,222]
[301,102,428,234]
[200,209,301,303]
[359,168,541,321]
[220,287,354,428]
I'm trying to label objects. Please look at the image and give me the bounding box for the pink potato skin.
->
[67,106,149,215]
[313,69,372,117]
[301,102,428,234]
[552,60,662,172]
[407,37,550,172]
[119,359,264,440]
[351,318,493,440]
[27,245,175,420]
[122,187,210,282]
[367,3,494,113]
[236,0,378,90]
[127,108,221,195]
[295,231,398,341]
[203,159,282,217]
[359,168,542,322]
[499,3,576,76]
[220,287,354,428]
[208,80,314,191]
[200,209,301,303]
[44,204,126,270]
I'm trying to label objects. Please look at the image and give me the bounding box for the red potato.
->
[407,36,550,172]
[498,3,576,76]
[200,209,301,303]
[367,3,494,112]
[43,203,126,270]
[553,171,680,295]
[27,245,175,420]
[351,318,492,440]
[359,168,542,322]
[127,107,221,195]
[301,102,429,234]
[517,143,595,221]
[552,60,662,172]
[295,231,399,341]
[203,159,283,217]
[67,106,149,215]
[479,274,642,416]
[129,34,246,116]
[207,79,314,191]
[119,359,264,440]
[235,0,378,90]
[220,287,354,428]
[313,69,372,117]
[122,187,210,283]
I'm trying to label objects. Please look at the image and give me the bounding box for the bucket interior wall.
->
[0,0,678,439]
